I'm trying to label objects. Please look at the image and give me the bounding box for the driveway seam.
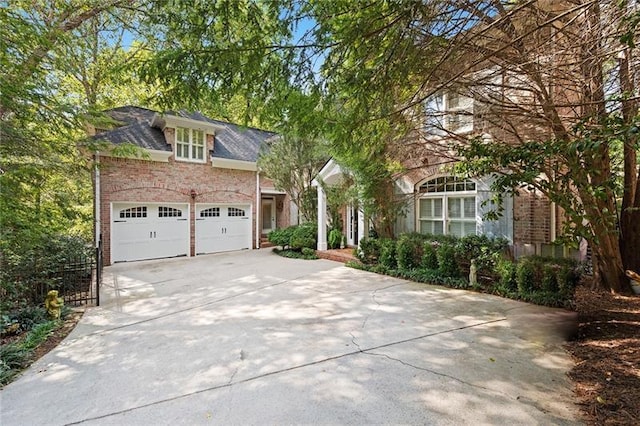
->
[85,274,313,337]
[64,317,507,425]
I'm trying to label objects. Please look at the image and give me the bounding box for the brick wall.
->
[99,155,257,265]
[513,187,552,245]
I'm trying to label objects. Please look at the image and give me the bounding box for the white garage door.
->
[112,203,189,262]
[195,204,251,255]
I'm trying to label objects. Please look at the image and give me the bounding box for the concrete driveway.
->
[1,249,580,425]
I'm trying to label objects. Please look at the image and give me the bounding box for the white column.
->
[357,208,366,247]
[256,171,261,249]
[317,185,328,250]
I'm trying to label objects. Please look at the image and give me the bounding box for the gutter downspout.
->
[256,170,260,249]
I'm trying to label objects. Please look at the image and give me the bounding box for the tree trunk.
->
[618,48,640,273]
[576,1,632,294]
[589,217,633,294]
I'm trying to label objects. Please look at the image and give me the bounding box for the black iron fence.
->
[34,239,103,307]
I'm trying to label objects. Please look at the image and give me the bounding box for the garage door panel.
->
[195,204,251,255]
[112,203,189,262]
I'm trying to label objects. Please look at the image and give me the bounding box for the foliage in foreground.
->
[0,306,69,387]
[352,233,583,308]
[1,233,93,312]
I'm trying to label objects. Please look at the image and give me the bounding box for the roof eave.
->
[152,112,226,133]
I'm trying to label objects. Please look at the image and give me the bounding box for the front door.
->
[347,204,359,246]
[261,198,276,234]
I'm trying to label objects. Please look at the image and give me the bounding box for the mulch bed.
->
[566,286,640,425]
[1,310,84,366]
[31,310,84,361]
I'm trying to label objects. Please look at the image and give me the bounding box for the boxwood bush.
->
[396,233,424,270]
[379,238,397,270]
[421,242,439,270]
[356,238,381,264]
[437,244,459,277]
[347,233,582,308]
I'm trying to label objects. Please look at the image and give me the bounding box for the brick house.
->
[314,87,578,259]
[313,3,596,260]
[90,106,294,265]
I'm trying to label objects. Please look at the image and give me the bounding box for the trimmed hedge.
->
[379,239,397,269]
[350,233,582,308]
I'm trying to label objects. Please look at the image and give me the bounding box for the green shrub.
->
[11,306,48,332]
[437,244,459,277]
[1,233,92,310]
[496,258,517,293]
[356,238,381,264]
[270,223,318,251]
[516,258,537,294]
[267,227,293,249]
[379,239,397,270]
[301,247,318,259]
[396,234,423,270]
[290,222,317,250]
[328,228,343,249]
[420,232,458,245]
[455,234,509,276]
[421,242,439,270]
[541,264,559,293]
[273,248,318,260]
[557,265,579,296]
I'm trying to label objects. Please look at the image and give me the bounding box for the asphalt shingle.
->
[95,106,276,161]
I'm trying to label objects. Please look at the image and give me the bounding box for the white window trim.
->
[424,91,474,137]
[175,127,207,163]
[416,176,478,237]
[418,194,478,237]
[445,92,473,134]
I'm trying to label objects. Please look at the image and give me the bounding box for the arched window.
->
[158,206,183,218]
[119,206,147,218]
[417,176,477,237]
[200,207,220,217]
[228,207,246,217]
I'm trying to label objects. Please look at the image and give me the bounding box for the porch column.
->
[357,208,366,247]
[317,184,328,250]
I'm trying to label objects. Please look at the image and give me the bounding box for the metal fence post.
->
[96,239,102,306]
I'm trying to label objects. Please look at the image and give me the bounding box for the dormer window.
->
[175,127,205,162]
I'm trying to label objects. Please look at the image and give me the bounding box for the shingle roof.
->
[95,106,277,161]
[94,106,169,152]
